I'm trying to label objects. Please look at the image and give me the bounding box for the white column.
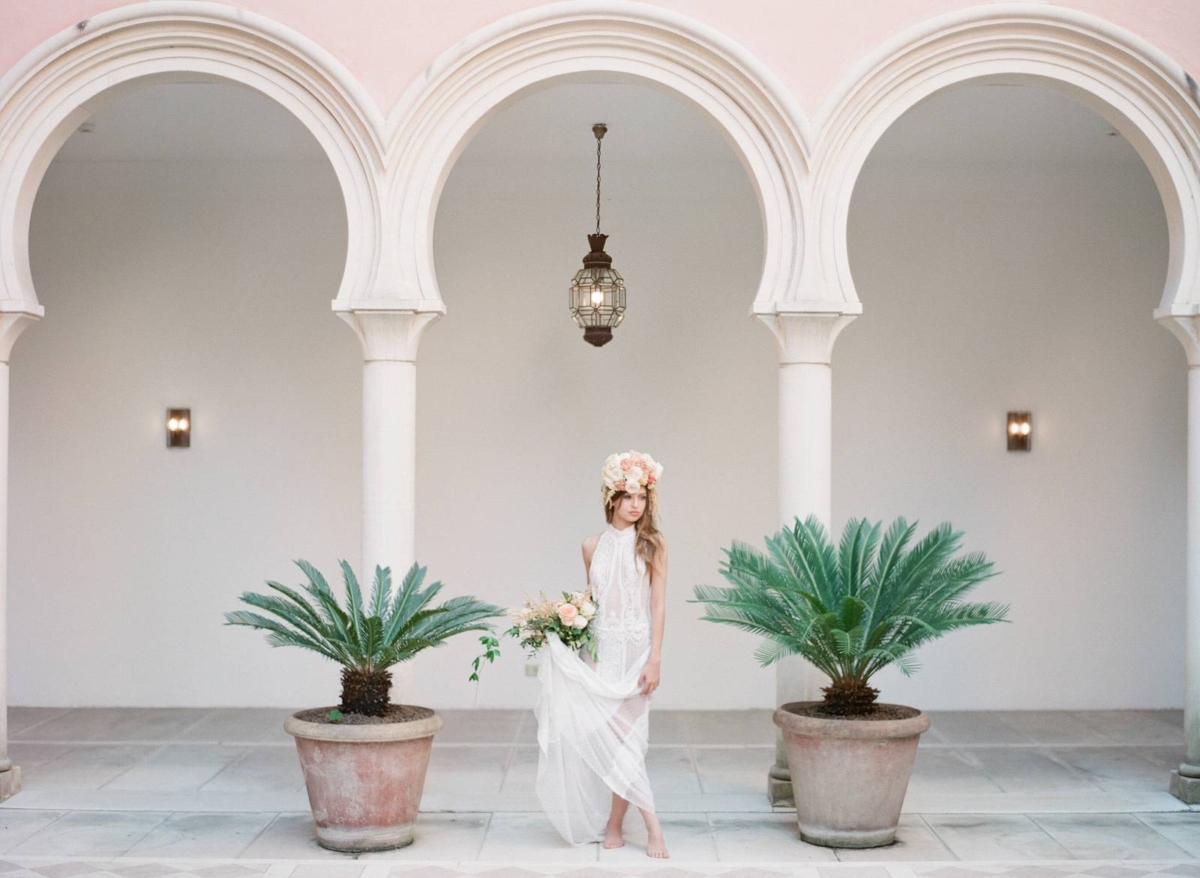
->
[0,309,38,803]
[756,309,856,805]
[336,307,440,703]
[1160,313,1200,804]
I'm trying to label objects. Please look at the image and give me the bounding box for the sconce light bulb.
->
[1008,422,1020,435]
[1020,422,1030,436]
[590,290,604,306]
[178,418,189,431]
[168,418,179,431]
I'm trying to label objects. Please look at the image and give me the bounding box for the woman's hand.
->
[639,660,661,696]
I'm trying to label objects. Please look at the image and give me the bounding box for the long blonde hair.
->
[605,487,664,573]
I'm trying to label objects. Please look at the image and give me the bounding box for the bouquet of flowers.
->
[507,587,599,660]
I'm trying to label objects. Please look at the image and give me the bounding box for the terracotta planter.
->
[773,701,929,848]
[284,708,443,852]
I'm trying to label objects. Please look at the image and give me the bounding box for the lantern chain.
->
[595,134,602,235]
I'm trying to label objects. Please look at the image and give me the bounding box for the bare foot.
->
[646,828,669,859]
[603,820,625,849]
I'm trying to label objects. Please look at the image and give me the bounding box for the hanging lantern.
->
[569,123,626,347]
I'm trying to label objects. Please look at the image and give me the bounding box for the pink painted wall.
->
[3,1,1197,121]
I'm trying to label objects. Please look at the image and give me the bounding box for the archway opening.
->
[843,81,1179,718]
[421,81,776,711]
[13,79,361,710]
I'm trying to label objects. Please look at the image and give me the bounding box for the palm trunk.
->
[340,667,393,716]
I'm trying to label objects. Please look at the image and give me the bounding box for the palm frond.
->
[369,566,391,621]
[692,516,1007,696]
[228,559,505,680]
[338,559,368,653]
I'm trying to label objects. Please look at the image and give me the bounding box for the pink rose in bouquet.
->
[507,586,598,659]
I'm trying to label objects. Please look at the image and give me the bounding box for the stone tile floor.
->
[0,707,1195,874]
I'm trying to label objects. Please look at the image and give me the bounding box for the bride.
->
[534,450,669,859]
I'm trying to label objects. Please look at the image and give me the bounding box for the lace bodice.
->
[587,524,652,679]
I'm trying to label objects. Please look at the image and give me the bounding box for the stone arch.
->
[0,1,387,320]
[814,4,1200,319]
[382,0,831,320]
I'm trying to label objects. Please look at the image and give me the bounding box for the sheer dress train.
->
[535,523,655,843]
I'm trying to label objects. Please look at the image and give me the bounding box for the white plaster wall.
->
[14,157,361,707]
[10,82,1182,710]
[840,94,1182,709]
[414,88,776,710]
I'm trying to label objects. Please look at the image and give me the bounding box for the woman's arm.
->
[581,534,600,584]
[640,536,668,696]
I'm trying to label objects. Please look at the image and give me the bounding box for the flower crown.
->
[602,450,663,505]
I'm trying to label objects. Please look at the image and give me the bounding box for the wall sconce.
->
[1007,411,1031,452]
[167,408,191,448]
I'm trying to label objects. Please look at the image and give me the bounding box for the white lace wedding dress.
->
[535,522,656,844]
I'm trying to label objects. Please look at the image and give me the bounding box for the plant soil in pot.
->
[774,701,929,847]
[694,516,1008,849]
[227,560,504,853]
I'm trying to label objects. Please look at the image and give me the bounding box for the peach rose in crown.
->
[557,603,579,626]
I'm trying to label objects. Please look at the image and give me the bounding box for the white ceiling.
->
[54,82,325,162]
[52,79,1142,167]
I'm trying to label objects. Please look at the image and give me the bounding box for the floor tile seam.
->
[513,710,534,747]
[909,813,960,862]
[228,809,284,859]
[10,739,293,748]
[987,713,1163,746]
[920,743,1184,750]
[242,812,289,860]
[1023,811,1196,860]
[193,747,258,794]
[6,709,74,739]
[7,807,170,857]
[1119,749,1186,773]
[0,808,69,856]
[474,807,493,861]
[1069,713,1177,746]
[686,745,704,794]
[1032,745,1110,793]
[437,742,538,748]
[171,710,222,742]
[126,859,1200,866]
[496,746,522,794]
[8,741,79,774]
[96,742,172,791]
[1129,811,1200,858]
[973,713,1037,746]
[168,741,294,749]
[970,763,1097,795]
[5,856,1200,870]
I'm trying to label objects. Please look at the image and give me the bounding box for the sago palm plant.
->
[693,516,1008,716]
[226,560,504,717]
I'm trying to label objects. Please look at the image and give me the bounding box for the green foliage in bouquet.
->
[507,588,599,661]
[226,560,505,716]
[693,516,1008,716]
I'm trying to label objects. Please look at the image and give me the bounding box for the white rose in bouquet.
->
[571,615,589,630]
[581,600,596,618]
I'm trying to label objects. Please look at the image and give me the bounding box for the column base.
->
[1169,769,1200,804]
[0,767,21,802]
[768,763,794,807]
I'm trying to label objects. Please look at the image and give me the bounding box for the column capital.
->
[333,301,445,362]
[0,309,41,364]
[1157,310,1200,367]
[754,309,859,365]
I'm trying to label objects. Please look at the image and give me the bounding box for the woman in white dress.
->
[535,450,669,859]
